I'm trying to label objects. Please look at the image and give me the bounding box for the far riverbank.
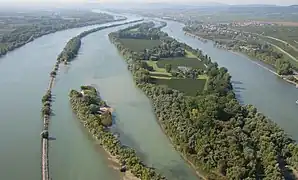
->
[184,31,298,88]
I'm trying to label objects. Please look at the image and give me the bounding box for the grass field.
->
[152,78,206,96]
[146,61,167,72]
[156,57,206,70]
[185,50,197,58]
[129,28,139,32]
[119,38,162,52]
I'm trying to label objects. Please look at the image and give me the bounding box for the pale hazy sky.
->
[0,0,298,5]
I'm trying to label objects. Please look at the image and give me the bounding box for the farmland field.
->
[119,38,162,52]
[152,78,206,96]
[149,72,172,79]
[156,57,206,69]
[146,61,167,72]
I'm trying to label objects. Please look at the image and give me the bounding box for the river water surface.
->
[0,18,139,180]
[0,14,199,180]
[1,11,298,180]
[51,18,199,180]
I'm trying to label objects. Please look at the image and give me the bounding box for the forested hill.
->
[109,22,298,179]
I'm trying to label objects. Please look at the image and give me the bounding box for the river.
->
[160,19,298,140]
[0,14,199,180]
[1,11,297,180]
[0,19,137,180]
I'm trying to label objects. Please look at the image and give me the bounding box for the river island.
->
[109,21,298,179]
[69,85,166,180]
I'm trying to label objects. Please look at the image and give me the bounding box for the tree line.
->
[117,22,167,40]
[109,22,298,180]
[69,86,166,180]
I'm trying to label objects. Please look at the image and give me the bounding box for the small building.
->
[41,130,49,139]
[177,66,192,74]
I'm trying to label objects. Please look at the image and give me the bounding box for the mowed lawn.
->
[156,57,206,70]
[152,78,206,96]
[119,38,162,52]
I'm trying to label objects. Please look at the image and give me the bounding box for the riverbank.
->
[95,129,141,180]
[229,50,298,86]
[184,32,208,43]
[184,31,298,88]
[154,116,211,180]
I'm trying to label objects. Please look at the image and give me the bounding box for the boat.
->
[296,100,298,104]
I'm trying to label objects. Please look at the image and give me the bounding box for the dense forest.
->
[117,22,167,40]
[109,22,298,179]
[69,86,166,180]
[0,11,120,57]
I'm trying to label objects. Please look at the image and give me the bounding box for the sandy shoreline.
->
[87,125,141,180]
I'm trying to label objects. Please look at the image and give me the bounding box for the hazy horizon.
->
[0,0,297,6]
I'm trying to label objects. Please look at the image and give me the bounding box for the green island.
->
[0,10,124,57]
[111,22,208,96]
[109,21,298,179]
[126,7,298,86]
[69,85,166,180]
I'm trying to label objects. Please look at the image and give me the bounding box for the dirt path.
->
[264,35,298,52]
[268,42,298,63]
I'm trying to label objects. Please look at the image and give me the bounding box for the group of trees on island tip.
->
[109,21,298,180]
[69,86,166,180]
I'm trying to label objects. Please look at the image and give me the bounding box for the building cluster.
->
[231,21,275,27]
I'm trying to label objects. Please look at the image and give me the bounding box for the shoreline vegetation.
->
[0,11,124,58]
[109,21,298,179]
[184,30,298,88]
[69,86,166,180]
[39,19,144,180]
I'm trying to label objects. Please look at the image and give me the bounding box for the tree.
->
[165,64,172,72]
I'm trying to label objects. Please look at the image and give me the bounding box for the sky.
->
[0,0,297,6]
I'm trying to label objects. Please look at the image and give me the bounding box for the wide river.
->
[0,14,198,180]
[0,11,297,180]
